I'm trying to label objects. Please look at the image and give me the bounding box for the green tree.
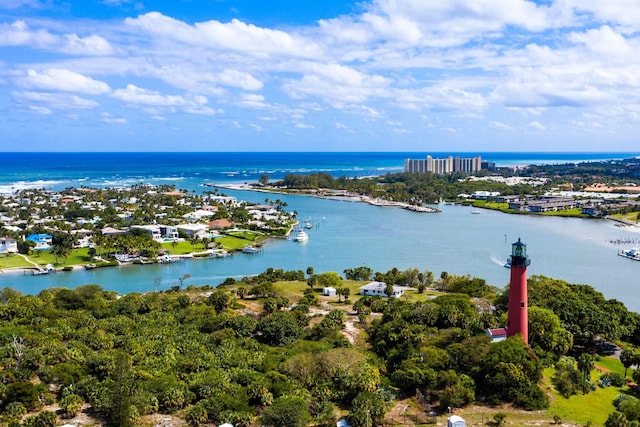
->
[51,243,70,264]
[236,286,247,299]
[261,396,310,427]
[605,411,628,427]
[577,353,595,394]
[185,405,208,427]
[316,272,343,289]
[621,348,636,379]
[257,311,304,346]
[348,391,388,427]
[106,353,136,427]
[60,393,83,418]
[208,289,231,313]
[493,412,507,426]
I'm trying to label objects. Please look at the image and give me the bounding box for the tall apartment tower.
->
[404,155,482,174]
[507,238,531,344]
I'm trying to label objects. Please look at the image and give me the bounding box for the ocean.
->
[1,152,639,311]
[1,152,638,194]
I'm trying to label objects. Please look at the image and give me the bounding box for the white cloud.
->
[527,121,546,131]
[28,105,51,114]
[112,84,186,106]
[62,34,114,55]
[294,122,314,129]
[0,0,42,9]
[13,90,99,109]
[491,121,513,131]
[568,26,631,58]
[111,84,221,115]
[101,112,127,124]
[0,20,113,55]
[19,69,111,94]
[125,12,323,58]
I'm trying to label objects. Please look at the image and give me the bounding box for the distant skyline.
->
[1,1,639,152]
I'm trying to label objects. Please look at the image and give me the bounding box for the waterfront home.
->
[359,281,406,298]
[208,219,233,230]
[0,237,18,254]
[176,223,209,238]
[101,226,128,236]
[132,225,179,242]
[208,195,238,206]
[183,209,216,222]
[25,233,53,250]
[472,190,500,200]
[494,195,521,204]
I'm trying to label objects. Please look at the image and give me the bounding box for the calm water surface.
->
[1,188,637,311]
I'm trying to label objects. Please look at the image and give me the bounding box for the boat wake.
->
[490,256,509,268]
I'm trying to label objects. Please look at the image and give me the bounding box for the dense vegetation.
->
[273,172,533,204]
[1,267,639,426]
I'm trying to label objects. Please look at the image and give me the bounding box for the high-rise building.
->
[404,155,483,174]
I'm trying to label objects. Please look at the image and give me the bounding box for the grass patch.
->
[0,254,33,269]
[594,355,627,377]
[541,208,588,217]
[161,241,200,255]
[217,236,260,251]
[544,367,623,426]
[612,212,640,222]
[225,230,265,241]
[27,248,92,267]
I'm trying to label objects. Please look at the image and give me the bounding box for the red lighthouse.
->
[507,238,530,344]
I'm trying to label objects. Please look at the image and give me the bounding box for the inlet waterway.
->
[1,187,638,312]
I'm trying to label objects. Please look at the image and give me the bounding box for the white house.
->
[183,209,216,222]
[132,225,179,242]
[359,281,407,298]
[447,415,466,427]
[323,287,337,297]
[176,223,209,238]
[0,237,18,254]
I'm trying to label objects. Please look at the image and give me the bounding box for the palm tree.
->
[51,244,70,265]
[178,273,191,290]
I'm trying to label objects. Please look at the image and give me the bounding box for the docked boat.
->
[293,230,309,242]
[242,245,261,254]
[619,248,640,261]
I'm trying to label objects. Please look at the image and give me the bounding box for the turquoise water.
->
[0,152,638,310]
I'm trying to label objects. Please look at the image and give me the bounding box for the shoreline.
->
[206,183,441,213]
[209,182,640,229]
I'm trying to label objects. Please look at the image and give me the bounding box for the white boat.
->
[242,245,261,254]
[305,220,313,229]
[294,230,309,242]
[619,248,640,261]
[471,210,481,214]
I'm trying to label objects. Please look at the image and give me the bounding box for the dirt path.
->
[16,253,41,269]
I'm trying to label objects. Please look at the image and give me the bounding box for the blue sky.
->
[1,0,639,152]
